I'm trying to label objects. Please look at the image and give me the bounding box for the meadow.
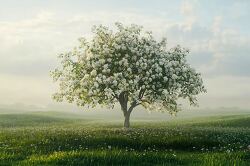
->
[0,110,250,165]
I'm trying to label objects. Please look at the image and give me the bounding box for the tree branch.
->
[138,88,145,99]
[128,100,138,113]
[119,91,128,116]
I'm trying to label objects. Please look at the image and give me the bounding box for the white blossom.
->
[90,70,97,76]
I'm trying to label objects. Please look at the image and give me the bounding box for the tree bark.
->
[124,112,131,128]
[122,102,136,128]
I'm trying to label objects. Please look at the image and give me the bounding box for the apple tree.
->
[51,23,206,128]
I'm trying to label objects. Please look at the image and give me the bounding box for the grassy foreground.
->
[0,111,250,165]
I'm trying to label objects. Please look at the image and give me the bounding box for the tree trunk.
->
[124,112,131,128]
[118,92,137,128]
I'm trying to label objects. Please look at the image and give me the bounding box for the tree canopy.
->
[51,23,206,127]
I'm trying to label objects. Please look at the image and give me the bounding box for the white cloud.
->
[179,0,199,31]
[180,0,194,15]
[211,16,222,34]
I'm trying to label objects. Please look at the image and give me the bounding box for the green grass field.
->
[0,110,250,165]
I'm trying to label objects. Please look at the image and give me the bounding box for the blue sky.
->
[0,0,250,108]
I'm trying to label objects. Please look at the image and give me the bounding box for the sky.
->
[0,0,250,109]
